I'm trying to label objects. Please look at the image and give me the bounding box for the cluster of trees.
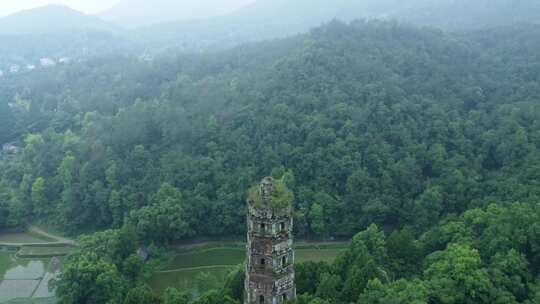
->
[290,202,540,303]
[56,202,540,303]
[54,225,243,304]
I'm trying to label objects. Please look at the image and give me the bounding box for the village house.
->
[2,143,20,155]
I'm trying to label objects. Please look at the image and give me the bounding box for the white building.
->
[2,143,20,155]
[58,57,71,64]
[26,64,36,70]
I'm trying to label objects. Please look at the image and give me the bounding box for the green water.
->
[148,244,346,295]
[0,232,66,304]
[0,252,57,303]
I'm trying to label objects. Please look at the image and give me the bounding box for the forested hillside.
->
[2,20,540,236]
[2,20,540,303]
[0,6,136,72]
[0,31,137,71]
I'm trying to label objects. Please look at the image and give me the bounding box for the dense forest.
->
[2,18,540,303]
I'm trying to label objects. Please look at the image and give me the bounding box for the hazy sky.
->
[0,0,117,16]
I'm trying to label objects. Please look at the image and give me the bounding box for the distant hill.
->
[99,0,255,28]
[0,5,118,35]
[129,0,368,52]
[130,0,540,53]
[1,0,538,64]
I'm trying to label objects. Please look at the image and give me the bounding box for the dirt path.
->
[28,226,76,245]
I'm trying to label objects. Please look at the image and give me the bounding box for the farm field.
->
[17,246,72,258]
[0,234,50,245]
[1,231,347,301]
[0,232,69,303]
[148,243,347,295]
[0,253,54,302]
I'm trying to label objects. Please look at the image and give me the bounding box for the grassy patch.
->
[295,248,345,263]
[167,247,244,270]
[165,243,346,270]
[149,266,234,296]
[149,243,346,295]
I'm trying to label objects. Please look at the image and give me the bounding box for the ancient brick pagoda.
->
[245,177,296,304]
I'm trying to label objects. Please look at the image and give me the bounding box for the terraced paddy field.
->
[17,246,72,259]
[148,243,348,296]
[0,234,50,245]
[0,231,70,304]
[0,252,59,303]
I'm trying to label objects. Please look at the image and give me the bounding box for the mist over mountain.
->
[0,5,136,71]
[380,0,540,30]
[129,0,540,54]
[0,5,118,35]
[1,0,540,74]
[99,0,255,28]
[129,0,375,52]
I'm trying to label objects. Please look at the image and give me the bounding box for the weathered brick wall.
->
[245,177,296,304]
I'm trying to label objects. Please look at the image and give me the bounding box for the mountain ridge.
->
[0,4,119,35]
[128,0,540,55]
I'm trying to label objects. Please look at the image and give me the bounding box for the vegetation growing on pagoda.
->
[247,178,294,210]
